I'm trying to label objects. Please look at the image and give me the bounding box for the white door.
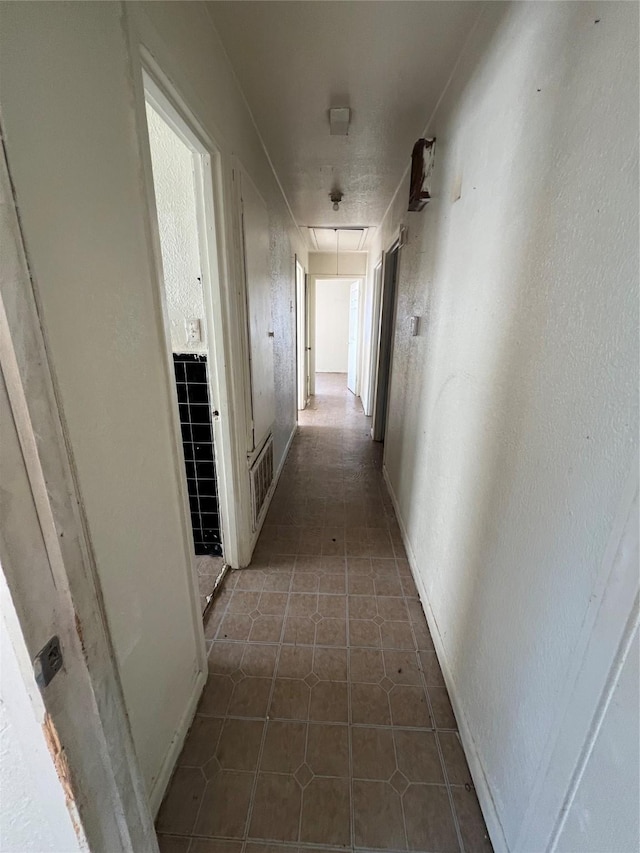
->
[347,280,360,394]
[240,171,275,450]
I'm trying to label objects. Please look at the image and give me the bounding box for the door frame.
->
[372,236,402,442]
[295,256,308,411]
[308,273,365,398]
[347,279,361,396]
[137,55,245,571]
[235,166,275,457]
[364,260,383,417]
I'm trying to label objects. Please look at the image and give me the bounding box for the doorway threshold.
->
[198,556,227,618]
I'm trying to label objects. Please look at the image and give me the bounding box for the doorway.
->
[143,82,226,615]
[372,244,400,442]
[313,277,362,397]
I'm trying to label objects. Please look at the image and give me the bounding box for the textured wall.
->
[370,3,639,849]
[146,105,206,354]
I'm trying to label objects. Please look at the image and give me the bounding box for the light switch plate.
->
[186,318,202,344]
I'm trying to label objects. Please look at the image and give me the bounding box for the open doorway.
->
[372,243,400,442]
[313,277,362,398]
[143,83,226,615]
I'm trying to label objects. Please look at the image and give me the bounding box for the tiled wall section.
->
[173,354,222,557]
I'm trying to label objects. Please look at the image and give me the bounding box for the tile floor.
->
[157,374,492,853]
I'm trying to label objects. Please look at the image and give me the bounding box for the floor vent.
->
[250,435,274,529]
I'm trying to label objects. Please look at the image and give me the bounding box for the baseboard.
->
[382,465,509,853]
[149,668,207,817]
[248,423,297,557]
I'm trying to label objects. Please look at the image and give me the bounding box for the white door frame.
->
[308,274,365,398]
[295,256,308,411]
[364,261,383,417]
[347,279,361,396]
[0,132,158,852]
[137,55,247,570]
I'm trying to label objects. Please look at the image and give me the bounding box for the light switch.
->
[186,318,202,344]
[410,316,420,336]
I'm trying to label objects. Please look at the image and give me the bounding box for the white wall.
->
[0,572,86,853]
[309,251,367,277]
[315,279,351,373]
[146,104,206,354]
[0,0,306,809]
[368,3,639,850]
[556,623,639,853]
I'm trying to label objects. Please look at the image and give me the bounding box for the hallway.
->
[0,3,637,850]
[156,374,492,853]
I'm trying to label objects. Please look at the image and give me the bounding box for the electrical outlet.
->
[185,318,202,344]
[34,635,63,688]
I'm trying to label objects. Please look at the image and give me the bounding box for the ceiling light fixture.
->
[330,190,343,212]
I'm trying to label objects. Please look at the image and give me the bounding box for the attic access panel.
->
[309,228,368,252]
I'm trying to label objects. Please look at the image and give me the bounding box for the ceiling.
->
[208,1,479,243]
[310,228,368,253]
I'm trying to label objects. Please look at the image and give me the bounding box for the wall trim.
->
[149,669,206,816]
[382,464,509,853]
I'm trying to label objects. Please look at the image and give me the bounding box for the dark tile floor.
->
[157,374,492,853]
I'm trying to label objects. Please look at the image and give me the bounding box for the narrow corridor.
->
[157,374,492,853]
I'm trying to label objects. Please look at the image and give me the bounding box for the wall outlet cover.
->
[185,318,202,344]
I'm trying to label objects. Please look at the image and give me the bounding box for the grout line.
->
[298,698,311,843]
[345,574,356,851]
[189,712,225,836]
[241,563,292,844]
[410,604,466,853]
